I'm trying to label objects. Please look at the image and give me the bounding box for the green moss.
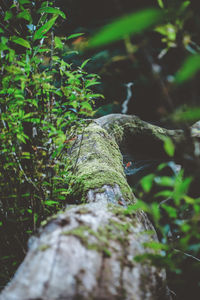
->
[60,211,134,256]
[69,123,133,202]
[39,244,50,251]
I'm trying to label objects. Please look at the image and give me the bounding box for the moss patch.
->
[69,122,133,202]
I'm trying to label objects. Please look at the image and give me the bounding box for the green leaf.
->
[162,136,175,157]
[143,241,168,251]
[151,202,161,223]
[173,176,192,205]
[37,7,66,19]
[125,201,150,213]
[44,200,58,206]
[67,33,84,40]
[172,106,200,122]
[155,176,174,187]
[179,1,190,14]
[81,58,91,69]
[19,0,31,4]
[155,190,172,198]
[33,15,58,40]
[81,102,92,111]
[4,11,13,21]
[175,54,200,83]
[155,23,176,41]
[157,0,164,9]
[55,36,63,49]
[88,8,163,48]
[11,37,31,49]
[141,174,155,193]
[161,204,177,218]
[17,10,32,22]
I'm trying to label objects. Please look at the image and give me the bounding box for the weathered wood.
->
[0,202,171,300]
[96,114,186,160]
[1,114,187,300]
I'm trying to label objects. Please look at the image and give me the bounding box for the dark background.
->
[55,0,200,125]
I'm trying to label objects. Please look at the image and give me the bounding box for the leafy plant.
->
[0,0,102,288]
[130,161,200,299]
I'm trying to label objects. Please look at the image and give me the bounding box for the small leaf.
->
[179,1,190,14]
[81,102,92,111]
[55,36,63,49]
[11,37,31,49]
[155,176,174,187]
[161,204,177,218]
[4,11,13,21]
[141,174,155,193]
[162,136,175,157]
[17,10,32,22]
[151,202,161,223]
[172,106,200,122]
[44,200,58,206]
[67,33,84,40]
[175,54,200,83]
[143,241,168,251]
[33,15,58,40]
[37,7,66,19]
[19,0,31,4]
[157,0,164,9]
[88,8,163,48]
[81,58,91,69]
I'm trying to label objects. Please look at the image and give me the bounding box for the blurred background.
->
[55,0,200,126]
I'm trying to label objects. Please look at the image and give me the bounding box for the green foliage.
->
[171,106,200,123]
[162,136,175,157]
[0,0,102,287]
[175,54,200,83]
[88,8,163,48]
[131,162,200,298]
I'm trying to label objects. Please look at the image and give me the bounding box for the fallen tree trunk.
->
[1,114,190,300]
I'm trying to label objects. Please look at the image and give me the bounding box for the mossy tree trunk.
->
[1,114,191,300]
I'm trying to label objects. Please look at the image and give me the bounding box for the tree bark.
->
[1,114,190,300]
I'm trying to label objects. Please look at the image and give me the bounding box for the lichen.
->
[61,213,133,256]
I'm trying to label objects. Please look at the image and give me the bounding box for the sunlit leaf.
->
[161,204,177,218]
[175,54,200,83]
[143,241,168,251]
[34,15,58,40]
[179,1,190,14]
[37,7,66,19]
[44,200,58,206]
[151,202,161,222]
[88,8,163,48]
[17,10,32,22]
[173,176,192,205]
[55,36,63,49]
[4,11,12,21]
[67,33,84,40]
[11,37,31,49]
[81,58,91,69]
[162,136,175,157]
[157,0,164,9]
[141,174,155,193]
[155,176,174,187]
[19,0,31,4]
[171,106,200,122]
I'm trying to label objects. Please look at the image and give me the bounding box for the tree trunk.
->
[1,114,190,300]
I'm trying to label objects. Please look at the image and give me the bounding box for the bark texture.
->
[1,114,188,300]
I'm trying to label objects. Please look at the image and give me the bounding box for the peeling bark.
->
[0,114,188,300]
